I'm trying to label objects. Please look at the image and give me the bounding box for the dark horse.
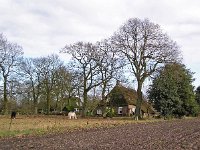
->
[11,111,16,119]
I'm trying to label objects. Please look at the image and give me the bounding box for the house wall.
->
[128,105,136,115]
[116,105,136,116]
[96,105,150,117]
[110,105,154,117]
[122,106,127,115]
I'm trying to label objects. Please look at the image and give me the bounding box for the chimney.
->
[116,80,121,86]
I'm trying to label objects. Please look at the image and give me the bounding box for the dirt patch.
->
[0,118,200,150]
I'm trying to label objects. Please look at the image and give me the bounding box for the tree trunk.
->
[77,87,81,107]
[67,93,71,106]
[32,81,38,115]
[33,94,38,115]
[101,82,107,117]
[60,93,64,112]
[82,91,88,117]
[55,94,59,111]
[3,76,8,115]
[82,76,88,117]
[82,91,87,117]
[34,106,38,115]
[135,82,143,120]
[46,90,50,115]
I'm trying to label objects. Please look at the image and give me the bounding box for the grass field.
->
[0,115,153,138]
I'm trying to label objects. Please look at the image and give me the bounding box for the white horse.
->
[68,111,77,119]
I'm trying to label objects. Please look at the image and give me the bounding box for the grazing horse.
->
[11,111,16,119]
[68,112,77,119]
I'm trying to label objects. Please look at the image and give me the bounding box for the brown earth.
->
[0,118,200,150]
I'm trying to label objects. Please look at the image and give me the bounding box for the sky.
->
[0,0,200,88]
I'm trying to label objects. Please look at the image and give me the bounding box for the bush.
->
[105,108,115,118]
[62,105,75,112]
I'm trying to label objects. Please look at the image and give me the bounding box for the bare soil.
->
[0,118,200,150]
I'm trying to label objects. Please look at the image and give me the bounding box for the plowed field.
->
[0,118,200,150]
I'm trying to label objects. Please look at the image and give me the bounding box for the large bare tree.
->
[34,54,63,115]
[0,34,23,114]
[112,18,181,120]
[20,58,42,114]
[62,42,102,117]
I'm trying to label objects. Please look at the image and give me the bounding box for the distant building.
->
[96,82,157,117]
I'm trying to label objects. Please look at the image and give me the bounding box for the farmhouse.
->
[97,82,156,117]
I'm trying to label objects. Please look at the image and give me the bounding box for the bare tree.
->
[20,58,42,114]
[62,42,102,117]
[112,18,181,120]
[53,65,78,111]
[34,54,63,115]
[0,34,23,114]
[95,39,126,115]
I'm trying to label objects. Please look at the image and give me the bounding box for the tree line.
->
[0,18,199,119]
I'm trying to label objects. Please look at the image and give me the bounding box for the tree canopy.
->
[195,86,200,105]
[148,63,199,118]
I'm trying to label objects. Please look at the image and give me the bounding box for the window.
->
[97,109,102,115]
[74,108,79,112]
[118,107,123,114]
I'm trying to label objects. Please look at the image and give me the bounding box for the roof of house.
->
[107,83,156,114]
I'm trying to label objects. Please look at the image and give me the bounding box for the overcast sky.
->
[0,0,199,88]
